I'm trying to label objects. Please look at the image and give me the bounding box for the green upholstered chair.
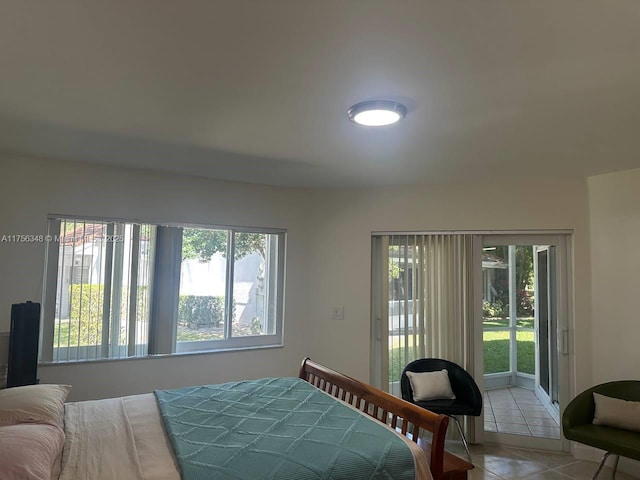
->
[562,380,640,479]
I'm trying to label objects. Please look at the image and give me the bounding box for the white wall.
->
[0,154,312,400]
[585,167,640,480]
[304,179,592,397]
[588,168,640,382]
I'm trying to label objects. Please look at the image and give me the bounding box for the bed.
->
[0,358,470,480]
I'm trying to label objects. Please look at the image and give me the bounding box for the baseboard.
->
[484,431,563,451]
[571,441,640,477]
[571,442,599,462]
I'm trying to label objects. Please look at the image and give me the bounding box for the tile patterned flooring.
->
[484,387,560,438]
[445,386,640,478]
[446,442,640,479]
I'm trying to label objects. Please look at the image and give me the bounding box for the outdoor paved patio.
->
[484,387,560,438]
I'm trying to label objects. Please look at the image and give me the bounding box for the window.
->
[41,217,286,363]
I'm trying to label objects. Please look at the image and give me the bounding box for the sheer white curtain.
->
[371,233,476,397]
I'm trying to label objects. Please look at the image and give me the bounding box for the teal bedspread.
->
[155,377,417,480]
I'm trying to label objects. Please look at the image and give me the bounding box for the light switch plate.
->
[331,306,344,320]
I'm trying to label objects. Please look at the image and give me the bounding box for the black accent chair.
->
[401,358,482,462]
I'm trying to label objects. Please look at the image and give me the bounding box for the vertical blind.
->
[41,217,287,363]
[42,218,155,362]
[372,233,475,394]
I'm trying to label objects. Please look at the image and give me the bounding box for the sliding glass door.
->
[535,246,561,412]
[481,234,570,451]
[371,231,572,451]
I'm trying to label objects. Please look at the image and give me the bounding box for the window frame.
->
[41,215,286,363]
[174,226,286,354]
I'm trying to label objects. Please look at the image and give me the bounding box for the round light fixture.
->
[347,101,407,127]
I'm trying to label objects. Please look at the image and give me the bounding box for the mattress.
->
[57,384,431,480]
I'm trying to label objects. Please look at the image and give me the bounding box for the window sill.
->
[38,342,284,367]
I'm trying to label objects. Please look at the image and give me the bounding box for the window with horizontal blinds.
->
[41,216,286,363]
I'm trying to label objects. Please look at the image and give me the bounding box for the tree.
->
[182,228,266,262]
[514,246,533,292]
[388,245,403,279]
[491,245,534,317]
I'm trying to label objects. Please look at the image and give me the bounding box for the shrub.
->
[63,289,227,345]
[483,291,534,319]
[66,284,104,346]
[64,284,151,346]
[482,299,508,318]
[178,295,225,329]
[516,289,534,317]
[250,317,262,334]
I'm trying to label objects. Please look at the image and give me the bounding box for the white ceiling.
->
[1,1,639,187]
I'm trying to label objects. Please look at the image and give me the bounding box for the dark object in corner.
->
[7,301,40,387]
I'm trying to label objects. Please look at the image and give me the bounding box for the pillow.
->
[0,384,71,428]
[406,369,456,402]
[0,423,65,480]
[593,392,640,432]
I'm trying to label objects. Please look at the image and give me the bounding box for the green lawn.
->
[54,320,105,347]
[483,329,535,375]
[389,346,416,383]
[388,329,535,382]
[54,320,245,349]
[54,320,220,347]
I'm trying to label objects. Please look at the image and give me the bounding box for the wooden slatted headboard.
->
[299,357,449,480]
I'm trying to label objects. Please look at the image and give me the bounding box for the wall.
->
[0,154,312,400]
[304,179,592,399]
[586,167,640,480]
[0,153,594,407]
[588,168,640,382]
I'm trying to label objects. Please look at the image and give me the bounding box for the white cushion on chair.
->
[593,392,640,432]
[406,369,456,402]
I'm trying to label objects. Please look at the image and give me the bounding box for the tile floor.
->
[484,387,560,438]
[446,442,640,479]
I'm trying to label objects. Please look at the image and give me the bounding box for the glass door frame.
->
[534,245,561,422]
[472,233,572,452]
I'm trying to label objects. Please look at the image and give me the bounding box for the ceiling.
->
[1,1,639,188]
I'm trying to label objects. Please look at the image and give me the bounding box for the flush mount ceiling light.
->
[347,101,407,127]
